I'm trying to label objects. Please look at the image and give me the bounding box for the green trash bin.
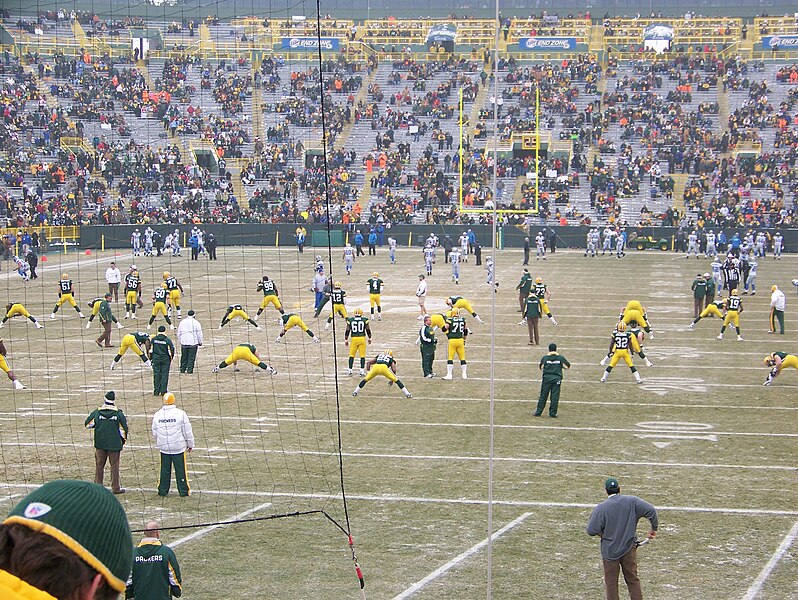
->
[312,229,344,247]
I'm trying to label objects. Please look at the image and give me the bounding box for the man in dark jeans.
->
[587,478,659,600]
[418,314,437,377]
[26,249,38,279]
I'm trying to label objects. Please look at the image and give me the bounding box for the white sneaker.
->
[442,374,452,380]
[687,323,694,330]
[600,377,606,383]
[49,313,56,320]
[324,322,331,330]
[600,356,608,366]
[110,361,116,370]
[144,360,152,368]
[254,313,259,321]
[347,368,353,376]
[352,389,359,396]
[313,336,320,344]
[13,380,24,390]
[34,322,43,329]
[637,379,643,384]
[551,319,558,325]
[737,335,744,341]
[359,369,365,376]
[266,366,277,375]
[170,325,175,330]
[147,325,151,330]
[219,325,224,330]
[518,319,526,325]
[116,322,123,329]
[476,316,484,324]
[275,337,282,343]
[763,379,772,386]
[644,359,653,367]
[417,315,424,320]
[462,372,467,380]
[648,332,654,339]
[86,321,92,329]
[212,367,219,373]
[377,315,382,321]
[255,326,262,331]
[78,312,85,318]
[404,390,412,398]
[716,334,723,340]
[131,315,138,320]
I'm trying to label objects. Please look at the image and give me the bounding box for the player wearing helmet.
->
[442,308,469,379]
[717,289,743,341]
[219,304,261,330]
[600,321,643,383]
[601,321,653,367]
[688,297,727,330]
[352,350,411,398]
[533,277,557,325]
[367,272,384,320]
[124,269,142,319]
[342,243,355,275]
[276,313,319,343]
[163,272,184,319]
[446,296,484,324]
[345,308,371,375]
[110,331,152,370]
[148,284,174,330]
[255,275,284,319]
[325,282,348,330]
[1,302,44,329]
[50,273,86,320]
[762,352,798,386]
[212,343,276,374]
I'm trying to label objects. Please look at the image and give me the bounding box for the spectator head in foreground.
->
[0,479,132,600]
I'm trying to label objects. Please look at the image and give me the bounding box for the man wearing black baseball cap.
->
[587,477,659,600]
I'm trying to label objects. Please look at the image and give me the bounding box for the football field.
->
[0,244,796,599]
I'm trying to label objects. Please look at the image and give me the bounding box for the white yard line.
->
[741,520,798,600]
[169,502,273,548]
[0,440,794,471]
[393,512,534,600]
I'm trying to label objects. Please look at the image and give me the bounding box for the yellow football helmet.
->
[764,354,776,366]
[372,271,379,277]
[616,321,627,332]
[163,271,170,279]
[385,349,393,357]
[354,308,363,317]
[535,277,543,284]
[61,273,68,280]
[334,281,342,289]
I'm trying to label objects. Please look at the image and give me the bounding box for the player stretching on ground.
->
[345,308,371,375]
[689,298,727,330]
[442,308,469,380]
[446,296,484,324]
[110,332,152,370]
[620,300,653,337]
[219,304,261,330]
[367,272,384,320]
[600,322,643,384]
[325,282,348,330]
[1,302,44,329]
[763,352,798,386]
[0,337,24,389]
[352,350,412,398]
[213,343,277,374]
[255,275,285,320]
[276,313,319,344]
[50,274,86,320]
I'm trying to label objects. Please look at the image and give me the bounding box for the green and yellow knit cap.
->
[3,480,132,592]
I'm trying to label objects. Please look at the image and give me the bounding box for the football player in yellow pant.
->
[688,298,726,329]
[620,300,652,338]
[219,304,261,330]
[600,322,643,383]
[275,313,319,343]
[0,338,24,389]
[50,273,85,320]
[1,302,44,329]
[255,275,285,320]
[442,308,469,379]
[212,344,276,374]
[600,322,653,367]
[367,272,384,321]
[345,308,371,375]
[763,352,798,386]
[446,296,484,324]
[352,350,411,398]
[110,332,152,370]
[717,289,743,341]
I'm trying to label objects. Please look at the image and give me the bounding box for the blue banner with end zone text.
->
[762,35,798,49]
[281,37,340,51]
[518,37,577,51]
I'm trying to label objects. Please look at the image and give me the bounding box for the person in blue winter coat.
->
[368,230,377,255]
[354,230,365,256]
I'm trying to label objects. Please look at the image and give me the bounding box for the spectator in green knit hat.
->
[0,479,132,599]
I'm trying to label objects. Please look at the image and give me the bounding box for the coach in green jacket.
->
[85,391,128,494]
[150,326,175,396]
[126,521,183,599]
[534,343,570,418]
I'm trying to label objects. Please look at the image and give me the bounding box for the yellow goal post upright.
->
[458,85,541,216]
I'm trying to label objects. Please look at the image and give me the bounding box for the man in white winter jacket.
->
[152,392,195,496]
